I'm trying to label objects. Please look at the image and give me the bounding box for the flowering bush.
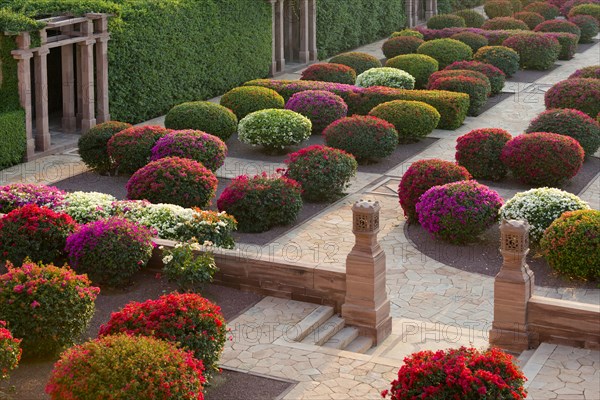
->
[526,108,600,156]
[99,293,226,378]
[562,0,600,16]
[428,75,491,116]
[0,205,76,265]
[456,128,512,180]
[150,130,227,172]
[219,86,284,119]
[164,101,238,142]
[300,63,357,84]
[56,191,116,224]
[284,145,357,201]
[355,67,416,90]
[78,121,132,175]
[450,32,489,52]
[323,116,399,163]
[126,157,218,209]
[238,109,312,151]
[385,54,439,89]
[217,173,303,232]
[502,33,560,70]
[329,52,382,74]
[524,1,560,19]
[474,46,520,77]
[369,100,440,142]
[485,0,515,17]
[569,14,600,42]
[285,90,348,134]
[0,183,65,214]
[66,217,155,287]
[545,78,600,118]
[390,29,425,39]
[428,69,491,93]
[382,347,527,399]
[46,334,205,400]
[417,38,473,69]
[107,125,169,174]
[161,241,218,290]
[445,60,506,95]
[569,3,600,22]
[500,187,590,241]
[0,321,20,380]
[545,32,579,60]
[0,261,99,357]
[427,14,466,29]
[513,11,546,29]
[482,16,530,30]
[541,210,599,281]
[455,9,486,27]
[534,19,581,39]
[399,159,472,223]
[569,65,600,79]
[381,36,425,58]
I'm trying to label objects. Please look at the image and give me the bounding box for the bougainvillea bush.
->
[541,210,600,281]
[161,240,218,290]
[46,334,205,400]
[523,1,560,19]
[445,60,506,95]
[0,184,65,214]
[285,90,348,134]
[381,36,425,58]
[382,347,527,400]
[569,65,600,79]
[427,14,466,29]
[107,125,169,174]
[482,17,530,30]
[99,293,226,379]
[473,46,520,77]
[164,101,238,142]
[150,130,227,172]
[56,191,116,224]
[369,100,440,142]
[0,261,99,357]
[428,75,491,116]
[219,86,285,119]
[238,109,312,151]
[569,14,599,42]
[217,173,302,232]
[284,145,357,201]
[455,128,512,180]
[300,63,357,85]
[355,67,416,90]
[398,159,472,223]
[385,54,439,89]
[502,33,560,70]
[0,320,21,380]
[500,187,590,241]
[329,51,382,74]
[513,11,546,29]
[545,78,600,118]
[450,32,489,52]
[77,121,132,175]
[126,157,218,209]
[417,38,473,69]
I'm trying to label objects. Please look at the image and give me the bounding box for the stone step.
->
[520,343,557,389]
[301,315,346,346]
[517,349,536,368]
[287,305,334,342]
[344,335,373,354]
[323,326,360,350]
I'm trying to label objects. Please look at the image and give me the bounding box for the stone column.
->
[61,43,76,132]
[425,0,437,20]
[489,220,534,352]
[78,20,96,133]
[275,0,285,72]
[268,0,277,76]
[34,47,51,151]
[308,0,317,62]
[299,0,310,63]
[341,200,392,345]
[12,33,35,159]
[406,0,416,28]
[95,16,111,123]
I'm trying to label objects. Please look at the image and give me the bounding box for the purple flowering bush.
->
[150,130,227,172]
[65,217,156,287]
[0,184,66,214]
[285,90,348,134]
[545,78,600,118]
[416,180,503,244]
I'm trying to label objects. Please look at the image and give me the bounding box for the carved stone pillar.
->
[12,33,35,159]
[406,0,416,28]
[61,42,76,132]
[308,0,317,62]
[95,16,110,123]
[268,0,277,76]
[78,20,96,133]
[299,0,310,63]
[34,47,51,151]
[426,0,437,20]
[275,0,285,72]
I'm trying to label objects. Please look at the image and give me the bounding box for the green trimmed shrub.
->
[455,128,512,180]
[485,0,514,18]
[428,75,491,116]
[329,52,382,74]
[569,3,600,22]
[417,38,473,69]
[455,9,486,27]
[355,67,416,89]
[369,100,441,142]
[545,32,579,60]
[513,11,545,29]
[164,101,238,142]
[482,16,530,30]
[78,121,132,175]
[569,14,600,42]
[390,29,425,39]
[445,60,506,95]
[0,110,25,169]
[511,0,524,12]
[300,63,357,84]
[107,125,168,174]
[450,32,489,52]
[534,19,581,40]
[523,2,560,19]
[474,46,520,76]
[238,109,312,151]
[427,14,466,29]
[385,54,439,89]
[502,33,560,70]
[545,78,600,118]
[382,36,425,58]
[219,86,284,119]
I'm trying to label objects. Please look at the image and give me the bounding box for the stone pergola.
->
[9,13,110,160]
[406,0,438,27]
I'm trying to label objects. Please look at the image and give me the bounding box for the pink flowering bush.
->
[502,33,560,70]
[150,130,227,172]
[107,125,169,174]
[0,261,99,357]
[0,183,65,214]
[0,320,21,380]
[445,60,506,95]
[66,217,155,287]
[569,65,600,79]
[285,90,348,134]
[545,78,600,118]
[455,128,512,180]
[300,63,357,85]
[126,157,218,209]
[569,14,599,42]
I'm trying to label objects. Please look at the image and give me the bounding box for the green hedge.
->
[438,0,486,14]
[0,110,26,168]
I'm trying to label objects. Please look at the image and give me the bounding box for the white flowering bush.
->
[57,192,116,224]
[355,67,416,89]
[161,240,218,289]
[500,188,590,242]
[238,109,312,151]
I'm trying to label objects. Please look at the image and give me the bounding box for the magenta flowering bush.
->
[150,130,227,172]
[455,128,512,180]
[107,125,169,174]
[569,65,600,79]
[545,78,600,118]
[0,183,66,214]
[445,60,506,95]
[0,320,21,380]
[285,90,348,134]
[416,180,503,243]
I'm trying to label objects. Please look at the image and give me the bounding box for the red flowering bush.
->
[427,14,466,29]
[329,51,382,74]
[385,54,439,89]
[369,100,440,142]
[0,204,76,266]
[417,38,473,69]
[569,65,600,79]
[285,90,348,134]
[569,14,600,42]
[217,173,302,232]
[0,320,21,380]
[482,17,530,30]
[219,86,284,119]
[399,159,472,223]
[501,132,585,185]
[164,101,238,142]
[569,3,600,22]
[445,60,506,95]
[428,75,491,116]
[485,0,515,18]
[534,19,581,38]
[323,115,399,163]
[474,45,520,76]
[382,36,425,58]
[46,334,205,400]
[502,33,560,70]
[300,63,357,84]
[99,293,225,380]
[513,11,546,29]
[382,347,527,399]
[78,121,132,175]
[450,32,489,52]
[107,125,169,174]
[456,128,512,180]
[455,9,486,28]
[150,130,227,172]
[126,157,218,209]
[284,145,357,201]
[0,183,65,214]
[0,261,99,357]
[524,1,561,19]
[545,78,600,118]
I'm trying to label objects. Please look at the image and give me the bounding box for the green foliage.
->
[220,86,284,119]
[474,45,520,77]
[450,32,489,52]
[329,52,382,74]
[482,16,530,30]
[454,9,486,28]
[513,11,545,29]
[390,30,425,39]
[369,100,440,142]
[485,0,514,17]
[386,54,439,89]
[417,38,473,69]
[0,110,26,169]
[78,121,132,175]
[502,33,560,70]
[164,101,238,142]
[569,3,600,22]
[427,14,466,29]
[382,36,425,59]
[161,241,218,290]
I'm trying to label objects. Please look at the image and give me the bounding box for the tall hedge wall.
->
[316,0,406,59]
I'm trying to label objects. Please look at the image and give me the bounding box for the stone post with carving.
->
[341,199,392,344]
[489,219,534,352]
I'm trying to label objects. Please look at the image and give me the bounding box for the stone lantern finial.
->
[352,199,380,234]
[500,219,530,268]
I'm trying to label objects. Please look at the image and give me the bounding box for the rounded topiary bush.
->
[514,11,546,29]
[217,174,302,233]
[0,320,21,380]
[417,38,473,69]
[524,1,561,19]
[455,9,486,27]
[126,157,218,209]
[416,180,504,244]
[569,3,600,21]
[545,78,600,118]
[46,334,205,400]
[569,65,600,79]
[57,191,116,224]
[164,101,238,142]
[485,0,515,17]
[0,205,76,266]
[450,32,489,52]
[0,183,65,214]
[219,86,284,119]
[455,128,512,180]
[0,261,99,357]
[355,67,415,89]
[385,54,439,89]
[474,45,521,76]
[534,19,582,38]
[569,14,599,42]
[150,130,227,172]
[526,108,600,156]
[329,52,382,74]
[427,14,466,29]
[427,74,491,116]
[78,121,132,175]
[445,60,506,95]
[284,90,348,134]
[300,63,357,84]
[501,132,584,186]
[483,16,531,30]
[398,159,472,223]
[541,210,599,281]
[502,33,560,70]
[238,109,312,151]
[562,0,600,16]
[323,116,399,163]
[390,29,425,39]
[381,36,425,58]
[511,0,524,12]
[546,32,580,60]
[107,125,169,174]
[284,145,357,202]
[368,100,440,142]
[500,187,590,241]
